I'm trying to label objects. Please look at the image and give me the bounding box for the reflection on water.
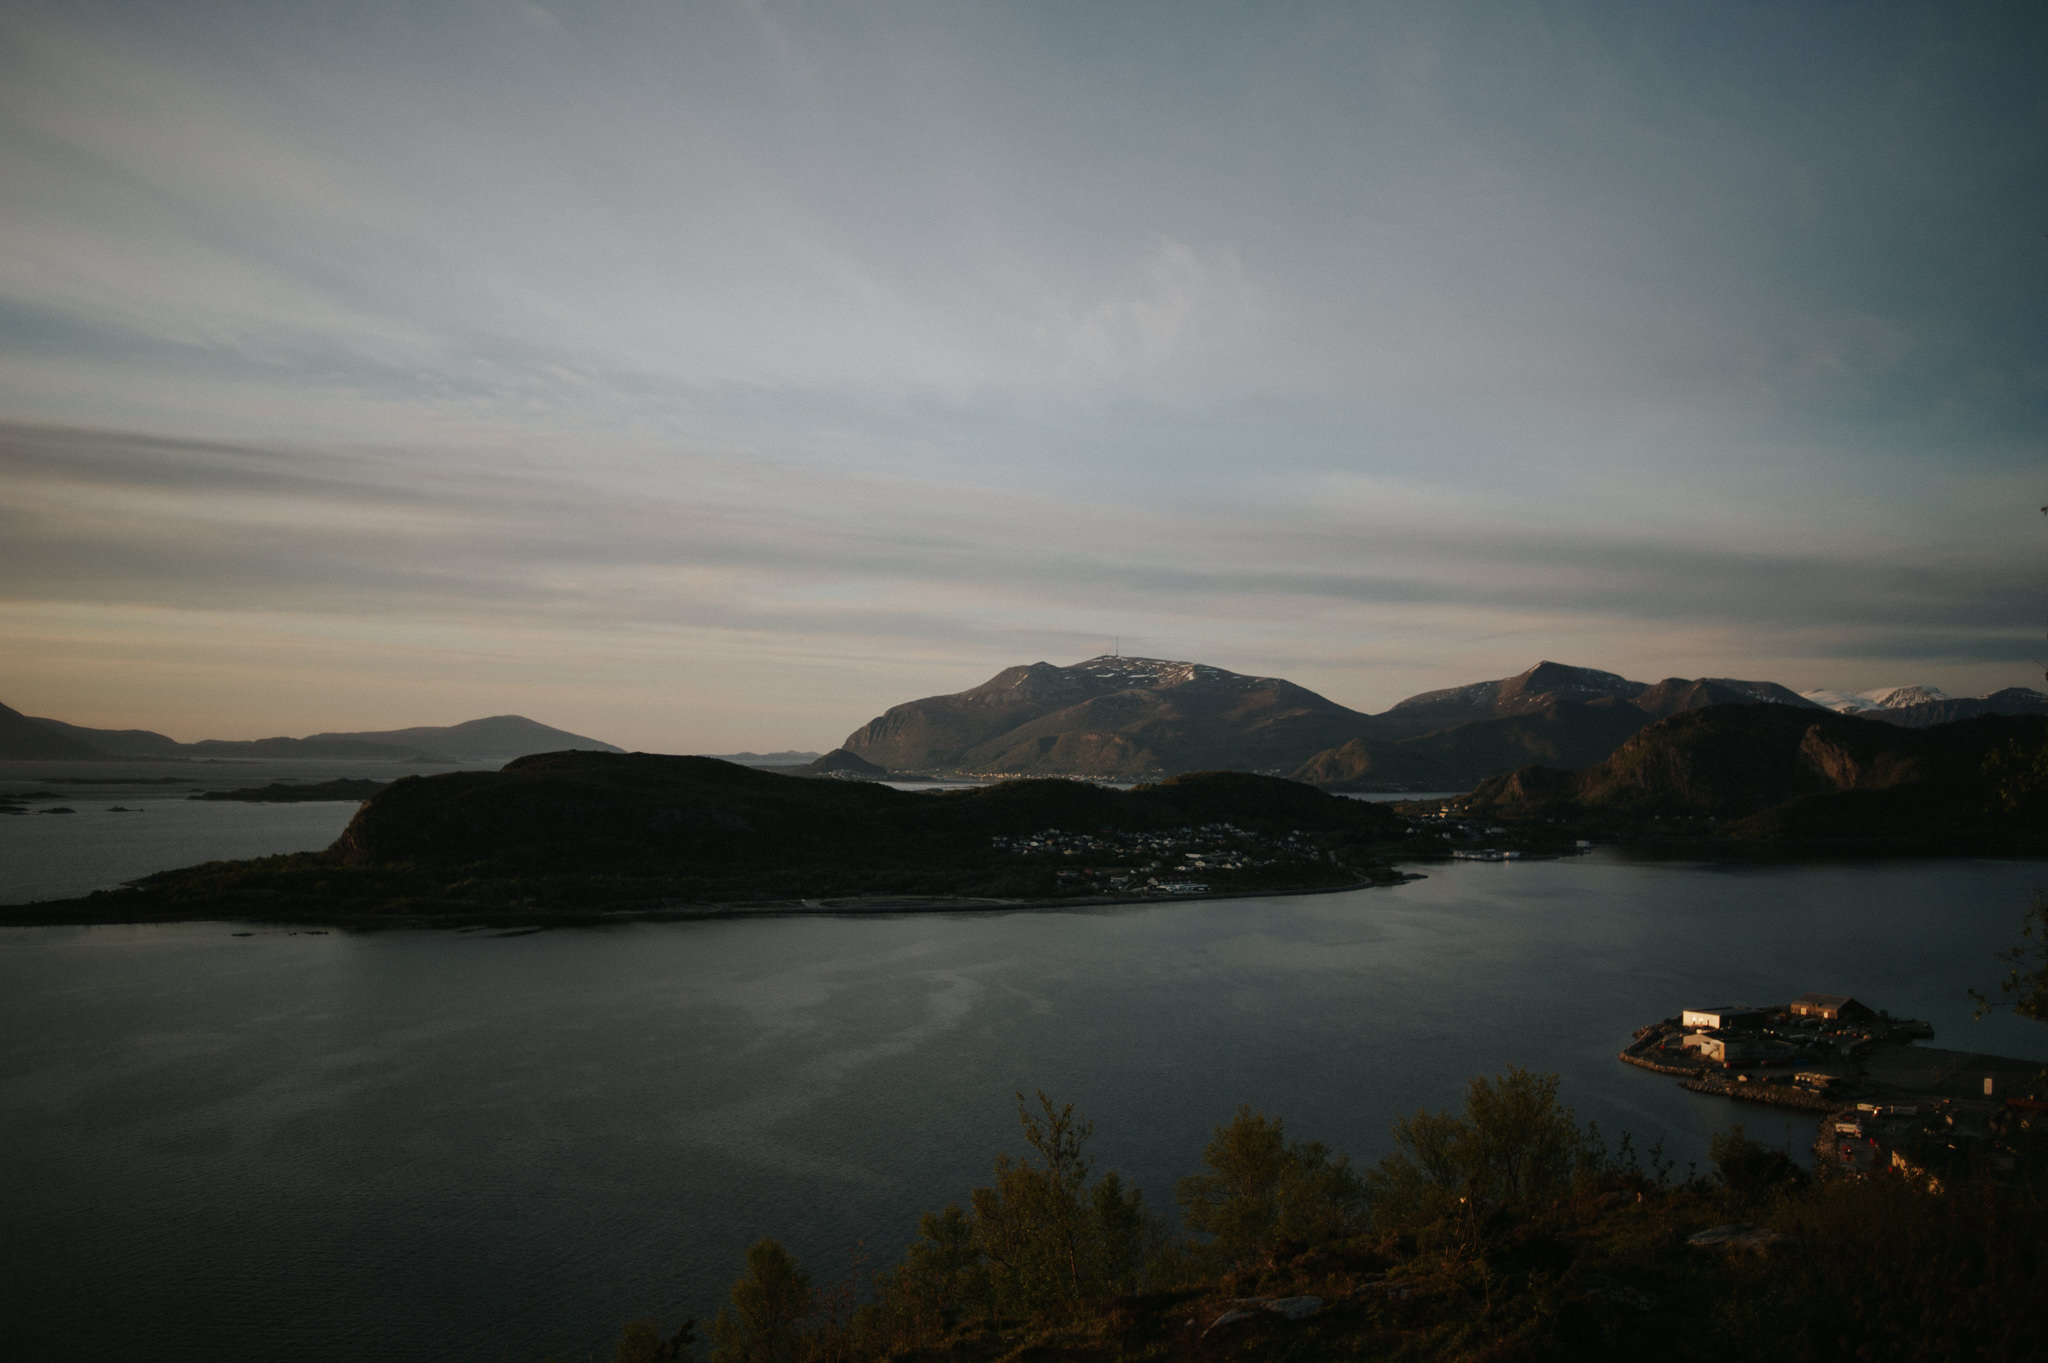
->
[3,853,2045,1362]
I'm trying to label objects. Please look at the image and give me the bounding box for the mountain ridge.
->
[1291,673,1822,791]
[1458,707,2048,851]
[842,656,1829,787]
[0,706,621,762]
[1800,685,2047,728]
[842,655,1375,777]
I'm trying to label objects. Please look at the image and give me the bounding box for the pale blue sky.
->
[2,1,2043,749]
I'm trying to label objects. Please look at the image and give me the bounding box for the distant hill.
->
[0,701,107,760]
[841,656,1376,777]
[1289,702,1654,792]
[183,737,445,760]
[0,702,620,762]
[1369,661,1649,740]
[700,750,824,767]
[303,715,622,762]
[26,715,187,757]
[1368,662,1814,741]
[1460,707,2048,851]
[794,748,889,779]
[1288,666,1819,792]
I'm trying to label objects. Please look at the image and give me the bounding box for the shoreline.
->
[0,872,1425,932]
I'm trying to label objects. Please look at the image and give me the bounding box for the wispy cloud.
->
[1,2,2042,743]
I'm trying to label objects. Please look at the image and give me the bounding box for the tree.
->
[1175,1106,1367,1270]
[967,1092,1151,1313]
[1977,504,2048,1022]
[1708,1124,1806,1200]
[861,1203,987,1347]
[1367,1066,1591,1226]
[710,1239,812,1363]
[1980,890,2048,1022]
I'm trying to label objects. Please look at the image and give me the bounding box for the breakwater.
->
[1618,1050,1698,1078]
[1679,1075,1841,1112]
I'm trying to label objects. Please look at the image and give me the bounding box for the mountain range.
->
[0,702,621,763]
[840,656,1854,787]
[839,655,2048,788]
[1292,666,1827,791]
[1799,685,2048,728]
[1460,706,2048,852]
[11,657,2040,786]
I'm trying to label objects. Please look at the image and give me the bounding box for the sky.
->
[2,0,2044,751]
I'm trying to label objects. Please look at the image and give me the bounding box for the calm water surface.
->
[5,854,2046,1363]
[0,758,456,905]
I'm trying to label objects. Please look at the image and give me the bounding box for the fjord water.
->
[5,856,2047,1363]
[0,758,461,905]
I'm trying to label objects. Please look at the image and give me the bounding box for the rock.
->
[1201,1308,1255,1335]
[1202,1295,1325,1334]
[1687,1222,1793,1250]
[1263,1296,1324,1320]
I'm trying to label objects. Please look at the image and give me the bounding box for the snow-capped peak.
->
[1864,685,1951,709]
[1800,685,1954,713]
[1070,655,1254,689]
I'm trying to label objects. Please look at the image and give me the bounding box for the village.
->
[990,822,1335,895]
[1621,992,2046,1186]
[1396,803,1598,860]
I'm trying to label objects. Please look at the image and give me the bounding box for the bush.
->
[1367,1066,1591,1228]
[614,1316,694,1363]
[849,1092,1160,1357]
[1175,1106,1367,1271]
[1708,1124,1807,1201]
[710,1239,811,1363]
[967,1092,1152,1313]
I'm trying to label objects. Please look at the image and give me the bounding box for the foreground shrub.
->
[1708,1123,1807,1202]
[1367,1065,1592,1228]
[1175,1106,1367,1272]
[710,1239,811,1363]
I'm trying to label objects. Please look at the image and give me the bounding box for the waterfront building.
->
[1789,992,1874,1022]
[1682,1006,1767,1031]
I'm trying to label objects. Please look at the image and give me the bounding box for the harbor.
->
[1620,992,2046,1180]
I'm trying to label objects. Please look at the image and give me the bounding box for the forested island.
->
[4,753,1420,925]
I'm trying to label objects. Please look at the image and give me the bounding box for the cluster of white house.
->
[1677,993,1875,1067]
